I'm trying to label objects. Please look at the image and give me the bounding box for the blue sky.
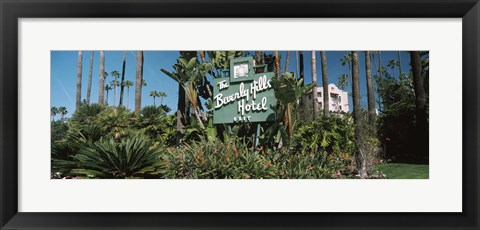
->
[51,51,412,118]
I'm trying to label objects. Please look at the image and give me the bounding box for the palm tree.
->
[284,51,290,73]
[119,51,127,107]
[351,51,366,178]
[411,51,428,163]
[98,51,105,105]
[58,106,68,120]
[338,74,349,90]
[311,51,319,119]
[51,106,58,121]
[378,51,383,78]
[110,70,121,106]
[365,51,376,125]
[75,51,83,111]
[274,51,280,78]
[158,91,167,105]
[299,51,304,85]
[320,51,329,117]
[122,80,134,109]
[295,51,300,80]
[135,51,144,113]
[397,51,403,76]
[387,59,398,78]
[105,85,113,105]
[150,90,159,106]
[110,79,119,106]
[340,53,352,77]
[86,51,94,104]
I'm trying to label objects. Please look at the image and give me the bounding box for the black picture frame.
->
[1,0,478,229]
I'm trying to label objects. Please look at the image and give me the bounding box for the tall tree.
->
[274,51,280,78]
[105,85,113,105]
[387,59,397,78]
[135,51,144,113]
[284,51,290,73]
[159,91,167,105]
[352,51,367,178]
[150,90,159,106]
[295,51,300,80]
[75,51,83,111]
[320,51,329,117]
[98,51,105,105]
[51,106,58,121]
[338,74,349,90]
[311,51,319,119]
[119,51,127,106]
[340,53,352,77]
[86,51,94,104]
[365,51,376,125]
[110,70,121,106]
[299,51,304,85]
[411,51,428,163]
[123,80,134,109]
[397,51,403,77]
[58,106,68,120]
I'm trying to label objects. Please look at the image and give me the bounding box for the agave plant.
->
[71,132,163,178]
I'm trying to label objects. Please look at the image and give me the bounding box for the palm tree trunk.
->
[411,51,428,163]
[378,51,382,77]
[153,97,156,107]
[365,51,376,125]
[135,51,144,113]
[75,51,83,111]
[113,84,117,106]
[320,51,329,117]
[274,51,280,78]
[299,51,304,86]
[86,51,94,104]
[295,51,300,79]
[119,51,127,106]
[98,51,105,105]
[127,87,130,109]
[106,90,109,105]
[311,51,319,119]
[284,51,290,73]
[352,51,367,178]
[397,51,403,77]
[176,82,187,146]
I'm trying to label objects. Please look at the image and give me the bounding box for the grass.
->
[372,163,429,179]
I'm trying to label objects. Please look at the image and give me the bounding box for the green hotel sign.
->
[213,57,276,124]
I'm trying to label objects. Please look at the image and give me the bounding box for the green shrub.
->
[71,132,163,178]
[134,106,176,146]
[157,137,345,179]
[293,115,355,158]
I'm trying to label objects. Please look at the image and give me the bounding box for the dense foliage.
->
[51,102,364,179]
[51,51,429,179]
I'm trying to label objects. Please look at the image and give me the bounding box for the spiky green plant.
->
[71,133,163,178]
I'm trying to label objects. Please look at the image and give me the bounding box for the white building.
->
[304,83,349,113]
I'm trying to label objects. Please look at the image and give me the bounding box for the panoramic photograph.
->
[51,50,429,179]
